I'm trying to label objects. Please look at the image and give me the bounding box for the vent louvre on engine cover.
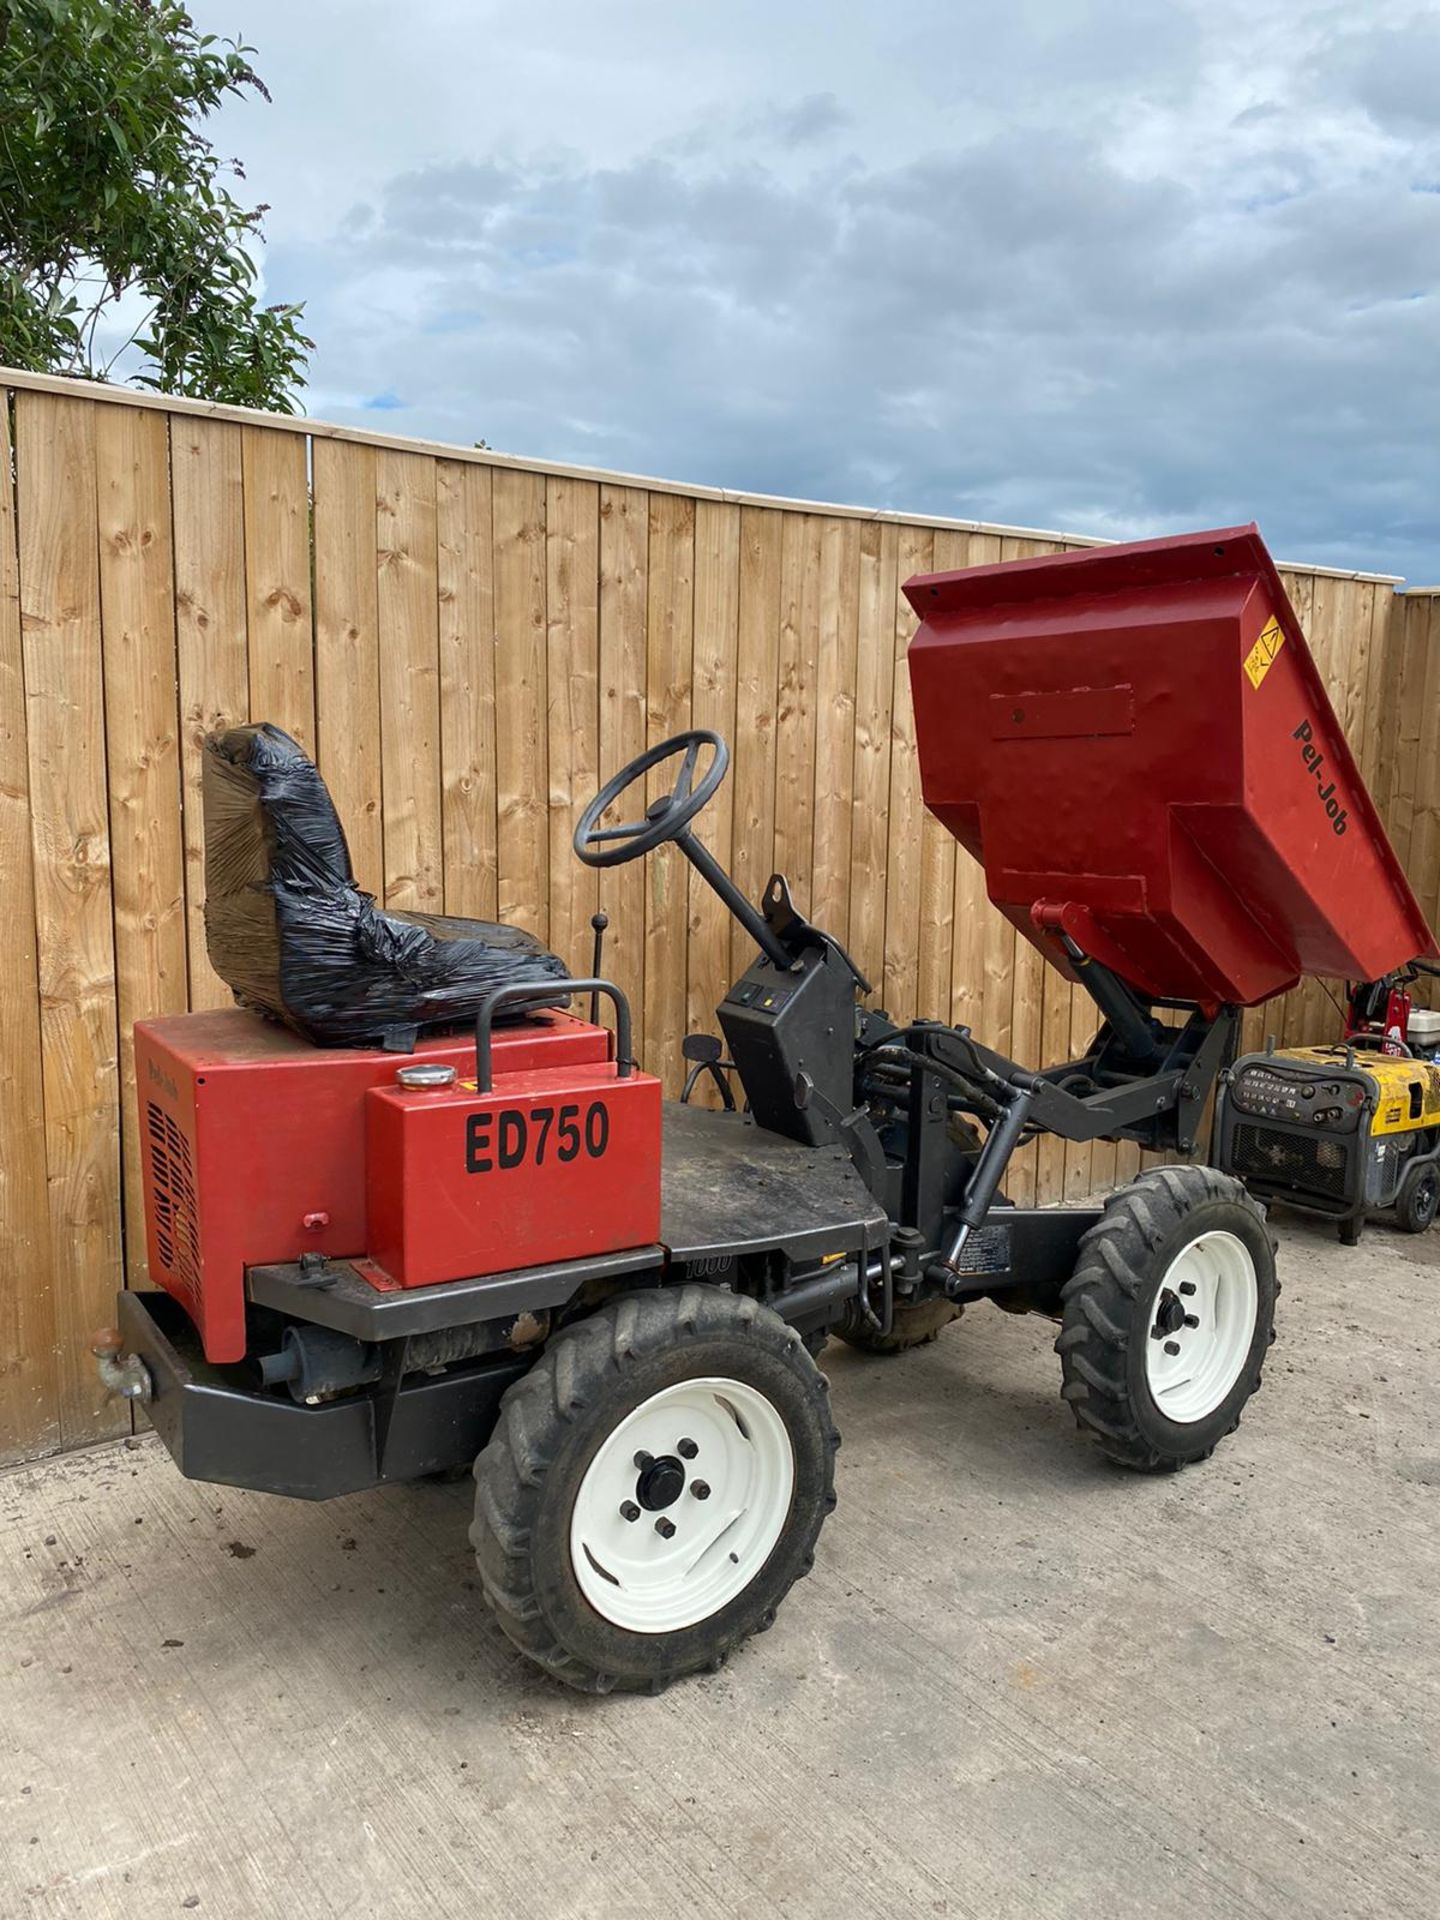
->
[1230,1121,1350,1201]
[146,1100,201,1304]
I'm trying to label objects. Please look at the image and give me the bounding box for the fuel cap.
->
[395,1063,457,1090]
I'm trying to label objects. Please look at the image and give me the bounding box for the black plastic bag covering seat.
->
[202,723,569,1049]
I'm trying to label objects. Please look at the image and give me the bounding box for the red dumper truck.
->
[96,525,1432,1693]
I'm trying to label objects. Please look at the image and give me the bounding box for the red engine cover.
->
[365,1063,662,1288]
[135,1008,613,1362]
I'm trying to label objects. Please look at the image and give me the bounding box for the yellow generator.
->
[1218,1042,1440,1244]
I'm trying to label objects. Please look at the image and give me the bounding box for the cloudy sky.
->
[193,0,1439,580]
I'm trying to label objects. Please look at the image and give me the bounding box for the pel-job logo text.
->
[1293,720,1349,837]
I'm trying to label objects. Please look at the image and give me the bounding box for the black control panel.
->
[1229,1062,1367,1133]
[717,943,857,1147]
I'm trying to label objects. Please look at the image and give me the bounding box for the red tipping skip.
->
[905,525,1434,1010]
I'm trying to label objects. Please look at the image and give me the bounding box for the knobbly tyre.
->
[96,526,1434,1694]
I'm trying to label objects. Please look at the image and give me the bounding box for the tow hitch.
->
[91,1325,152,1405]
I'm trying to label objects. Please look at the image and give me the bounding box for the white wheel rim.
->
[1143,1230,1259,1424]
[569,1377,794,1634]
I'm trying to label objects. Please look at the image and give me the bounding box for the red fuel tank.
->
[365,1061,662,1289]
[906,525,1435,1009]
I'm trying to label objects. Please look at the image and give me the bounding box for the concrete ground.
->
[1,1215,1436,1920]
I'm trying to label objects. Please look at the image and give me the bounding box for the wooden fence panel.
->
[545,477,601,974]
[15,392,126,1449]
[774,515,821,918]
[96,405,189,1287]
[962,532,1018,1081]
[811,518,861,943]
[313,438,383,896]
[376,450,443,912]
[0,366,1426,1464]
[596,486,649,1048]
[881,525,933,1022]
[848,520,897,991]
[0,392,60,1461]
[1372,591,1416,869]
[1347,581,1383,789]
[437,459,498,922]
[172,417,249,1010]
[1288,572,1348,1049]
[491,469,549,942]
[994,536,1057,1204]
[917,529,965,1029]
[1397,597,1440,986]
[728,508,782,983]
[1393,595,1435,842]
[688,500,741,1069]
[643,494,696,1099]
[242,427,314,753]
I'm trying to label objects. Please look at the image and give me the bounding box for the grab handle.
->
[473,977,634,1094]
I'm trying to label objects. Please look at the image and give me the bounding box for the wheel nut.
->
[1163,1339,1181,1356]
[1183,1313,1199,1329]
[633,1450,653,1470]
[691,1480,711,1500]
[677,1438,698,1459]
[1178,1281,1196,1296]
[619,1500,640,1522]
[654,1516,676,1540]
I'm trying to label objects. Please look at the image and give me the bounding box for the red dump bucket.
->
[906,525,1434,1009]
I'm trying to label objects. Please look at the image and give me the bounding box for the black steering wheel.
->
[574,730,729,868]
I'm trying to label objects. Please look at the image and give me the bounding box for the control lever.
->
[589,911,609,1023]
[792,1070,887,1190]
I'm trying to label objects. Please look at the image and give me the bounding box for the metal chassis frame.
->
[852,985,1240,1300]
[248,1245,666,1340]
[120,1289,532,1499]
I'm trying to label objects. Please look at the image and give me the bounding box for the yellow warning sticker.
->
[1243,616,1285,690]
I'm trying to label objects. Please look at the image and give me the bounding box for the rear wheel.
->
[1056,1166,1277,1471]
[1395,1162,1439,1234]
[471,1285,838,1693]
[835,1292,963,1354]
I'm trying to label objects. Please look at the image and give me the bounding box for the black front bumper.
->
[118,1291,528,1500]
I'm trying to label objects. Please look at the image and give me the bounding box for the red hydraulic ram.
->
[906,525,1434,1009]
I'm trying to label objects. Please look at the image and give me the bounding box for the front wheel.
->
[470,1285,839,1693]
[1056,1166,1278,1471]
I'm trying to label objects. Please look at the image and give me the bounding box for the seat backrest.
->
[202,723,365,1027]
[204,723,356,899]
[201,720,570,1047]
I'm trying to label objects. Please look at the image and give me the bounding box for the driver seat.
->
[202,723,568,1050]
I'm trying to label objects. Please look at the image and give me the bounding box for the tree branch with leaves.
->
[0,0,311,411]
